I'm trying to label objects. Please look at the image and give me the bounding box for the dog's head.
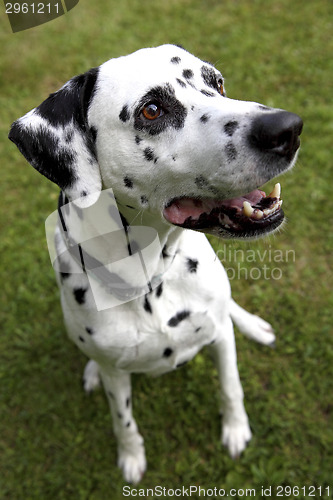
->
[9,44,302,238]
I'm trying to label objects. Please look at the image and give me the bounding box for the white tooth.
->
[263,200,283,216]
[269,183,281,199]
[254,209,264,219]
[243,201,254,217]
[263,206,276,216]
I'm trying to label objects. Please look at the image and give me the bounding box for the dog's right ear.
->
[9,68,102,208]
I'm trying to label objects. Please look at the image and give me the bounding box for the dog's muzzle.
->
[164,111,303,239]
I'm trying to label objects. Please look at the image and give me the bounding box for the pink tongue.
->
[163,198,204,225]
[164,189,265,225]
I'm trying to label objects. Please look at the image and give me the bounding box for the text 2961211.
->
[5,3,60,14]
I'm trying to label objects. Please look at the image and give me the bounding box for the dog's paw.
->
[118,446,147,484]
[222,419,252,459]
[230,300,276,346]
[246,315,276,346]
[83,360,100,393]
[236,313,276,346]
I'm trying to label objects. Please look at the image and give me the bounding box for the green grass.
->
[1,0,333,498]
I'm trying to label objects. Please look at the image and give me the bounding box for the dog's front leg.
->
[208,317,252,458]
[98,367,146,484]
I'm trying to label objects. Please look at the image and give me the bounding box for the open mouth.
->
[163,183,284,238]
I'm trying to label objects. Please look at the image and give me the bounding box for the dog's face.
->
[9,44,302,239]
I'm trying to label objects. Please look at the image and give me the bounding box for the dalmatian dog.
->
[9,44,302,484]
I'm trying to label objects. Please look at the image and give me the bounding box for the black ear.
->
[9,68,101,208]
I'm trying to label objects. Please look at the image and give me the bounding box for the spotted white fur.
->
[9,44,302,484]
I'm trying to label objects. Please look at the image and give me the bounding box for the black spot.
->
[201,65,219,91]
[187,258,198,273]
[140,195,148,205]
[117,412,123,419]
[73,287,87,304]
[183,69,194,79]
[144,147,155,161]
[201,89,215,97]
[119,105,130,122]
[60,271,71,281]
[126,397,131,408]
[124,176,133,189]
[176,78,187,88]
[135,135,142,144]
[85,327,94,335]
[126,421,131,427]
[144,295,153,314]
[200,114,210,123]
[59,260,71,281]
[161,244,169,258]
[171,56,181,64]
[224,121,239,137]
[134,84,187,136]
[163,347,173,357]
[195,175,209,189]
[155,282,163,297]
[168,310,191,327]
[79,336,85,342]
[195,327,202,333]
[225,142,238,161]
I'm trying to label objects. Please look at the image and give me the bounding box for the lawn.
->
[1,0,332,498]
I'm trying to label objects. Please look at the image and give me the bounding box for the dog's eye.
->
[218,80,224,96]
[141,103,164,120]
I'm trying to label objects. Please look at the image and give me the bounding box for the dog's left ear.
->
[9,68,101,208]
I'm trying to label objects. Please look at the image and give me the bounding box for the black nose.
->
[250,111,303,160]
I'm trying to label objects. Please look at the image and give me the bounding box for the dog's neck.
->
[58,190,184,299]
[114,199,185,285]
[117,200,183,259]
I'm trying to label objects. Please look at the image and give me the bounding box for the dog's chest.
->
[61,232,227,375]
